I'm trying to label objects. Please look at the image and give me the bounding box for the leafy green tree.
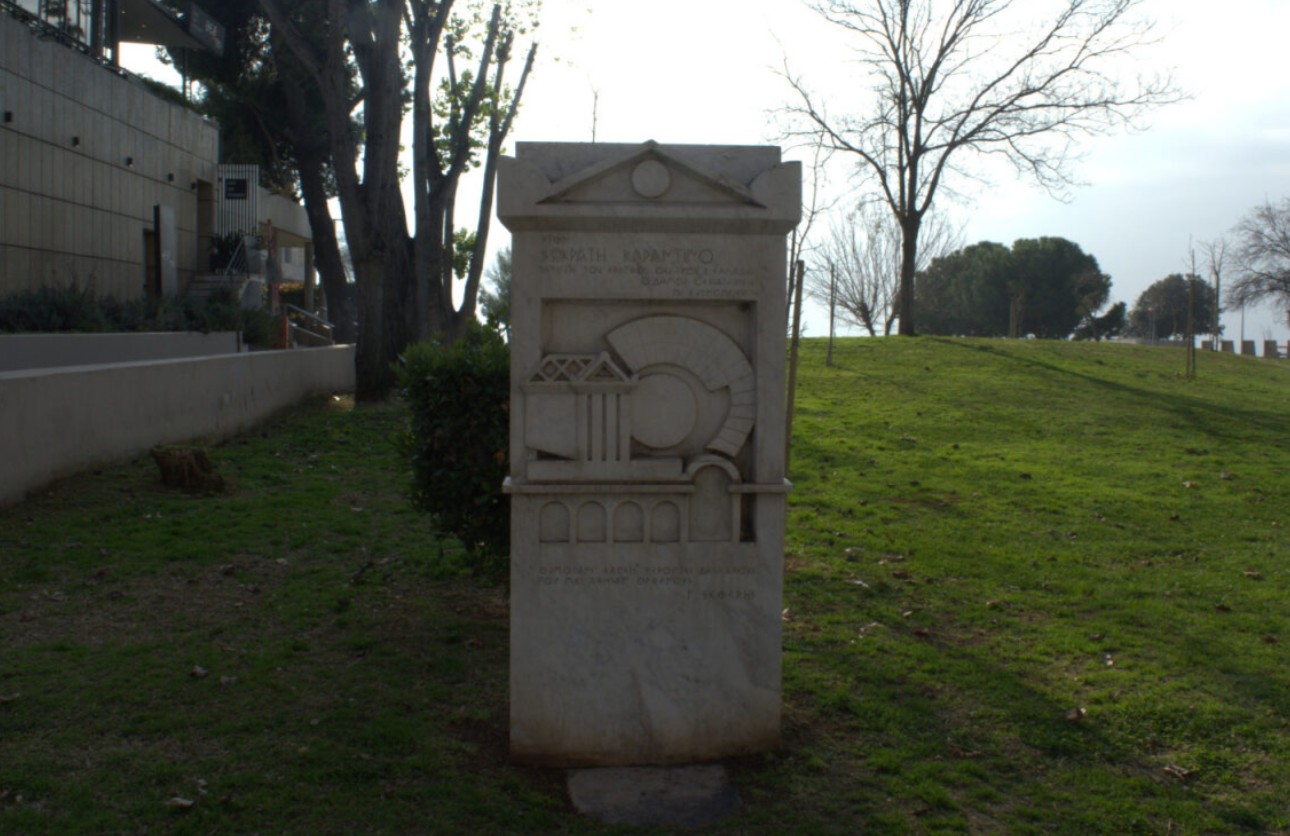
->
[917,241,1012,336]
[1073,301,1126,341]
[917,237,1111,338]
[1128,274,1218,339]
[1008,237,1111,339]
[478,246,512,336]
[260,0,538,399]
[162,2,358,342]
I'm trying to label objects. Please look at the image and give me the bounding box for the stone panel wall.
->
[0,11,218,297]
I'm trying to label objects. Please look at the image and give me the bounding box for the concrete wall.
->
[0,331,241,372]
[0,345,356,506]
[0,11,221,299]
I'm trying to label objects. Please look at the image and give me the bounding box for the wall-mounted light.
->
[3,111,12,124]
[167,172,174,182]
[125,156,134,168]
[71,136,80,147]
[190,181,198,190]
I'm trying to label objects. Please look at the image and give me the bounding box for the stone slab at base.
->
[567,765,740,829]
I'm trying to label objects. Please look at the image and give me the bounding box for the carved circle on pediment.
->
[631,159,671,199]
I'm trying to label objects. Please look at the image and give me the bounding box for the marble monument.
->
[499,141,800,765]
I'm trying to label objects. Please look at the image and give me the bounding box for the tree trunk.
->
[1009,294,1025,339]
[897,215,920,335]
[354,257,386,401]
[261,0,533,397]
[295,150,355,343]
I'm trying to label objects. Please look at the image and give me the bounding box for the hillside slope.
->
[767,337,1290,831]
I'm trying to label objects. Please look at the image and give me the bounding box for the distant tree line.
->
[1126,275,1218,341]
[915,237,1119,340]
[1120,198,1290,343]
[809,201,1290,343]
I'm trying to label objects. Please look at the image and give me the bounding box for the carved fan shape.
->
[606,316,755,457]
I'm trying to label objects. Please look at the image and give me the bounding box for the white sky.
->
[506,0,1290,342]
[124,0,1290,343]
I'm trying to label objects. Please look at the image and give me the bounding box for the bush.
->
[0,283,278,348]
[399,323,510,578]
[0,283,109,332]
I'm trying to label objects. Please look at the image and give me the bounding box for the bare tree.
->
[1200,236,1228,349]
[783,0,1178,335]
[808,203,959,336]
[786,142,838,333]
[258,0,537,399]
[1228,198,1290,326]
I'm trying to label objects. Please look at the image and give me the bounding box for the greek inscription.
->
[531,241,759,297]
[701,590,756,601]
[622,247,715,265]
[540,247,609,264]
[534,563,758,594]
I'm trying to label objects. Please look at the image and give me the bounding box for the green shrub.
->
[0,283,278,348]
[240,305,279,349]
[398,323,510,578]
[0,283,109,332]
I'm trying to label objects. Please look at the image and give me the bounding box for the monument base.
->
[509,534,784,767]
[567,766,741,828]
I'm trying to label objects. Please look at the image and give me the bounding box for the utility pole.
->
[785,260,806,473]
[1185,248,1197,379]
[826,262,836,367]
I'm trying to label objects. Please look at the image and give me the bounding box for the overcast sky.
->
[505,0,1290,343]
[125,0,1290,343]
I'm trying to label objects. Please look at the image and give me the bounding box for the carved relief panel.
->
[499,142,800,766]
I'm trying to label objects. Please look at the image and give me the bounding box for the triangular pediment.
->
[537,141,765,208]
[580,352,630,383]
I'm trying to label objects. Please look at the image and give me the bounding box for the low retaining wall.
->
[0,345,355,506]
[0,332,242,372]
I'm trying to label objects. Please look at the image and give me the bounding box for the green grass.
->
[2,338,1288,833]
[0,397,577,833]
[772,338,1290,833]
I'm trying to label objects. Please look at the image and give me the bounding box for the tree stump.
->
[150,446,225,493]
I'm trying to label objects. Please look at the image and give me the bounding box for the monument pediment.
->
[498,141,801,233]
[537,141,764,208]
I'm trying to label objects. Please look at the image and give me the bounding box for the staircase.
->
[186,273,241,299]
[187,235,259,306]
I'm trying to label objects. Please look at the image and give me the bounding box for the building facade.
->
[0,1,312,301]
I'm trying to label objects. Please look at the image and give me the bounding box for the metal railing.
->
[284,304,335,347]
[222,236,252,284]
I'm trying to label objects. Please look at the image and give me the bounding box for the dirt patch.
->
[1,558,288,650]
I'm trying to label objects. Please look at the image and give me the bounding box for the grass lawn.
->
[2,337,1288,833]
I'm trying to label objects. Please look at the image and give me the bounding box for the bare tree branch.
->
[782,0,1181,334]
[463,37,538,322]
[807,203,960,335]
[1200,236,1228,348]
[1228,198,1290,321]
